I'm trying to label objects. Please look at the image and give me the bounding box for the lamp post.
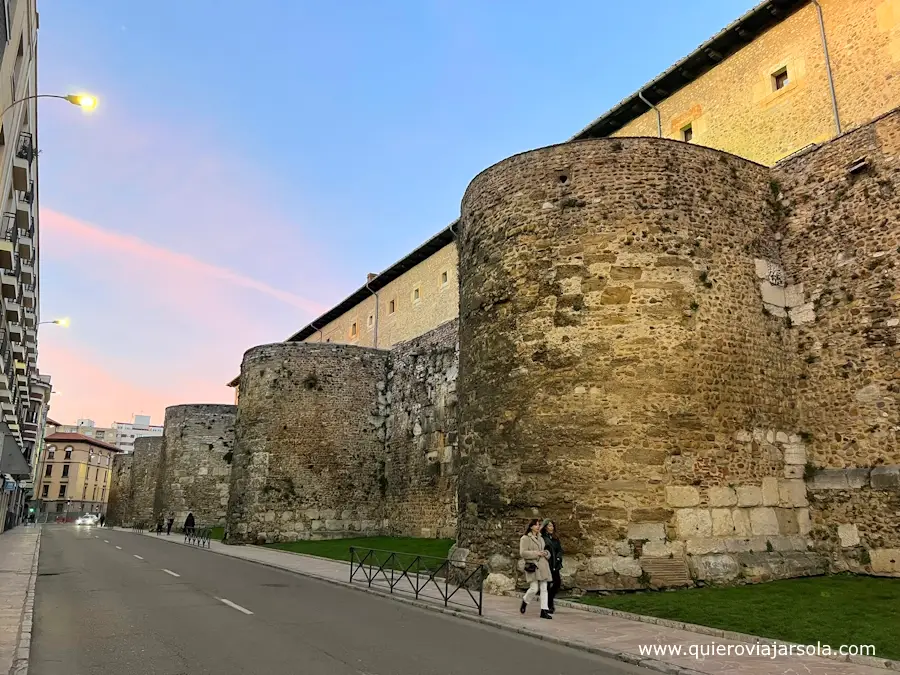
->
[1,93,97,118]
[39,318,69,327]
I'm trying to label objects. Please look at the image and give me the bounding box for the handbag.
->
[524,562,537,573]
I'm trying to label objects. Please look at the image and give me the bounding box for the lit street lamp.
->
[1,92,97,118]
[39,318,69,327]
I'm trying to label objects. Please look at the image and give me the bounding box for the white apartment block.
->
[113,415,162,454]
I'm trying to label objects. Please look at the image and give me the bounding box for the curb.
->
[508,594,900,673]
[10,528,40,675]
[111,529,707,675]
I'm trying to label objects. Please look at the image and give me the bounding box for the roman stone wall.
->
[773,107,900,575]
[455,136,824,592]
[157,404,236,528]
[227,343,388,543]
[132,436,163,526]
[107,453,133,526]
[383,319,458,539]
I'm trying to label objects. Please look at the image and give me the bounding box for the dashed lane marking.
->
[115,546,122,550]
[134,555,144,560]
[162,569,180,578]
[216,598,253,615]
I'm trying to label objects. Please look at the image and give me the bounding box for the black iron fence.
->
[184,526,212,548]
[349,547,486,615]
[131,522,146,533]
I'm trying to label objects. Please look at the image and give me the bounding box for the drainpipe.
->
[811,0,842,135]
[365,276,379,349]
[638,91,662,138]
[308,321,323,343]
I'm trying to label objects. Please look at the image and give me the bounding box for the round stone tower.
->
[457,137,799,589]
[226,342,389,544]
[158,404,237,528]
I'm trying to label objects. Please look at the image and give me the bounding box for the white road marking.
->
[94,536,98,539]
[103,540,109,543]
[216,597,253,615]
[115,546,122,550]
[134,555,144,560]
[162,569,180,578]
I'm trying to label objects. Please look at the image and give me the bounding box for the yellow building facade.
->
[37,433,119,517]
[231,0,900,400]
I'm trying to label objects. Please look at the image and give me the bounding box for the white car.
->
[75,514,99,526]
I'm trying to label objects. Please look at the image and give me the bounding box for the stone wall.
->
[157,404,236,528]
[455,136,827,592]
[227,343,388,543]
[383,319,458,539]
[773,108,900,576]
[132,436,163,526]
[107,453,133,526]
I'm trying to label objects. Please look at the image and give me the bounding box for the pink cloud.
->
[41,208,326,316]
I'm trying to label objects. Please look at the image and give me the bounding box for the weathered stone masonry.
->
[107,453,133,526]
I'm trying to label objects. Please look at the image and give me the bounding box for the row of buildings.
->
[114,0,900,591]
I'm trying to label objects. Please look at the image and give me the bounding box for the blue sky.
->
[34,0,757,424]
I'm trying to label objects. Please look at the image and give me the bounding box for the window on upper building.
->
[367,314,374,329]
[682,124,693,143]
[773,67,789,91]
[82,485,87,499]
[41,484,48,498]
[441,271,449,286]
[61,464,69,478]
[413,287,420,303]
[388,299,396,314]
[92,486,97,501]
[96,431,104,439]
[44,465,51,477]
[58,485,66,498]
[350,322,358,338]
[64,447,72,460]
[47,449,54,460]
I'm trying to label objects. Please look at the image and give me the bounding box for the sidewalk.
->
[115,528,893,675]
[0,526,39,675]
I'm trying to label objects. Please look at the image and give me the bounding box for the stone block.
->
[779,479,808,507]
[870,549,900,573]
[587,556,614,575]
[769,535,803,552]
[627,523,666,541]
[708,487,737,507]
[483,573,515,595]
[264,511,276,523]
[686,538,727,555]
[783,465,804,479]
[666,486,700,507]
[731,509,752,537]
[689,554,740,582]
[783,284,805,308]
[838,524,860,548]
[789,302,816,325]
[613,557,643,578]
[311,520,324,531]
[871,466,900,489]
[782,443,807,465]
[760,281,786,307]
[749,507,780,535]
[809,469,850,490]
[675,509,712,538]
[711,509,736,536]
[797,508,811,535]
[753,259,769,279]
[761,477,779,506]
[736,486,762,507]
[642,541,684,558]
[774,508,799,535]
[600,286,633,305]
[847,468,871,488]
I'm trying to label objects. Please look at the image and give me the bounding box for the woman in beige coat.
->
[519,518,553,619]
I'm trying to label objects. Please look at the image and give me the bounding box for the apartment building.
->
[47,419,116,444]
[0,0,42,531]
[113,414,162,453]
[227,0,900,401]
[37,433,119,517]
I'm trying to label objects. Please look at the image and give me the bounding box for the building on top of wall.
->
[227,0,900,407]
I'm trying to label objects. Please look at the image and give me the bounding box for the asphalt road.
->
[32,525,652,675]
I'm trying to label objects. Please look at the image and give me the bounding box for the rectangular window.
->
[682,125,693,143]
[773,67,789,91]
[47,450,54,460]
[64,449,71,460]
[388,299,396,314]
[441,271,449,286]
[41,484,48,498]
[55,503,63,513]
[413,287,420,303]
[61,464,69,477]
[82,485,87,499]
[92,486,97,500]
[350,322,358,338]
[44,464,51,477]
[367,314,374,329]
[58,485,66,498]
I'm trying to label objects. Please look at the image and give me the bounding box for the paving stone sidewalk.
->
[0,525,40,675]
[117,528,892,675]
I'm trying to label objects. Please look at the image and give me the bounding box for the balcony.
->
[16,230,32,261]
[0,214,14,270]
[11,342,24,360]
[11,134,32,192]
[20,264,33,286]
[3,297,19,323]
[0,270,16,299]
[23,308,34,328]
[7,321,22,343]
[14,194,29,231]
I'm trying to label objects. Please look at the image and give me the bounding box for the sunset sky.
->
[35,0,753,426]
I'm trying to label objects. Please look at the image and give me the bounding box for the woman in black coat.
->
[541,519,564,614]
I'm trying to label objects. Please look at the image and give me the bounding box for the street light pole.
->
[1,93,97,119]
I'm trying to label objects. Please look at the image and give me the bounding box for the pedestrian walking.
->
[541,519,563,614]
[184,512,195,534]
[519,518,553,620]
[156,519,164,534]
[166,516,174,536]
[99,514,106,528]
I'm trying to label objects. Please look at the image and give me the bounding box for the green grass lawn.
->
[265,536,455,570]
[208,526,225,541]
[577,574,900,660]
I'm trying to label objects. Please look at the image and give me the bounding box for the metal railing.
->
[349,547,486,615]
[131,522,146,533]
[184,526,212,548]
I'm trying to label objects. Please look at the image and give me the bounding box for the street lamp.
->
[1,92,98,118]
[39,318,69,327]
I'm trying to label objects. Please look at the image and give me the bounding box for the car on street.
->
[75,514,99,526]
